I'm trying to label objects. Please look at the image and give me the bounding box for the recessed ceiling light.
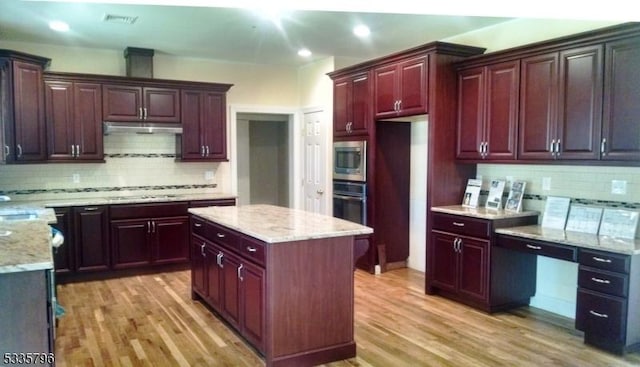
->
[298,48,312,57]
[49,20,70,32]
[353,24,370,38]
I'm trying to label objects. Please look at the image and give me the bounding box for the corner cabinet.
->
[373,55,428,119]
[456,61,519,161]
[0,50,50,163]
[427,208,538,312]
[332,71,372,137]
[179,87,232,161]
[44,78,104,161]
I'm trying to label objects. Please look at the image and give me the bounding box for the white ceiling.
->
[0,0,637,66]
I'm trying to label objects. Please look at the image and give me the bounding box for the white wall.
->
[408,119,428,271]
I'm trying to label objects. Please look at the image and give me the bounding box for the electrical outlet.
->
[72,173,80,183]
[542,177,551,191]
[204,170,214,181]
[611,180,627,195]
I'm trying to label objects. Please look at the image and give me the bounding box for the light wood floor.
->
[55,268,640,366]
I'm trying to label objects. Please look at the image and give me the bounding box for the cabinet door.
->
[153,216,189,264]
[557,45,603,160]
[45,80,74,160]
[430,231,458,293]
[602,36,640,161]
[221,251,242,329]
[13,61,46,162]
[349,73,371,135]
[240,260,265,353]
[201,91,226,160]
[519,53,558,160]
[458,237,489,303]
[111,219,151,269]
[74,206,110,272]
[180,90,205,159]
[398,56,428,116]
[191,236,207,298]
[74,82,103,160]
[180,90,226,161]
[51,207,74,274]
[205,243,223,311]
[456,67,484,159]
[143,87,180,123]
[485,61,519,160]
[102,85,143,121]
[333,77,350,135]
[373,63,398,118]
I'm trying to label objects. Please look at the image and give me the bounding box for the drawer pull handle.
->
[591,277,611,284]
[452,222,465,227]
[84,207,99,211]
[246,246,257,253]
[238,264,244,281]
[592,256,612,263]
[589,310,609,318]
[216,233,226,238]
[217,252,224,268]
[201,243,206,257]
[194,223,203,228]
[526,244,542,250]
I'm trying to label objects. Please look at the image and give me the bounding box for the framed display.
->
[541,196,571,229]
[599,209,639,239]
[462,179,482,208]
[485,180,505,210]
[565,205,603,234]
[505,180,526,212]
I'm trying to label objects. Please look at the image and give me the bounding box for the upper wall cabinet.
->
[179,89,230,161]
[332,71,371,137]
[373,55,428,119]
[602,36,640,161]
[45,76,104,162]
[103,85,180,123]
[456,23,640,165]
[0,50,50,163]
[457,61,519,161]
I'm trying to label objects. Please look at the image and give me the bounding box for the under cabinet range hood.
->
[103,121,183,135]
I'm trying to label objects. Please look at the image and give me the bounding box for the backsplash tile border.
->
[1,184,216,196]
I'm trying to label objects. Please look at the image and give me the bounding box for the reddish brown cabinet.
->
[0,51,50,163]
[51,207,74,274]
[332,71,371,136]
[74,205,110,272]
[373,55,428,119]
[44,78,103,161]
[457,61,519,160]
[179,89,229,161]
[602,36,640,161]
[103,84,180,123]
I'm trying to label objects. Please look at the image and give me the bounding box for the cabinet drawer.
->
[192,217,207,237]
[206,221,240,251]
[578,266,628,298]
[241,236,266,266]
[432,213,490,239]
[495,235,577,262]
[110,202,189,219]
[578,249,630,274]
[576,289,626,342]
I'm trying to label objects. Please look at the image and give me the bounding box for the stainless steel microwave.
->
[333,140,366,182]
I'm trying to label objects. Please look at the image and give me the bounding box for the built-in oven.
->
[333,181,367,225]
[333,140,366,182]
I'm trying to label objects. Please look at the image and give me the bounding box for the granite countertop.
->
[0,192,236,208]
[432,205,539,220]
[189,204,373,243]
[496,225,640,255]
[0,208,56,274]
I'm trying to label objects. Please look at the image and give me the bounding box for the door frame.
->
[229,104,301,209]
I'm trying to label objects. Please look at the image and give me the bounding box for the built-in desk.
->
[495,226,640,355]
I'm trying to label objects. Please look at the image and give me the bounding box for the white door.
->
[303,110,327,214]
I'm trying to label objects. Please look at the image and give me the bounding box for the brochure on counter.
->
[462,179,482,208]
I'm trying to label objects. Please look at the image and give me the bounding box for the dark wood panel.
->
[579,249,631,273]
[240,260,265,353]
[576,288,626,343]
[13,60,46,161]
[579,266,629,298]
[109,202,189,219]
[102,84,142,121]
[143,87,180,123]
[74,206,110,272]
[430,231,459,293]
[373,63,397,117]
[458,236,489,303]
[153,216,190,264]
[485,60,519,160]
[432,212,491,239]
[456,67,484,159]
[110,219,150,268]
[495,234,577,262]
[398,56,428,115]
[73,82,103,160]
[51,207,74,274]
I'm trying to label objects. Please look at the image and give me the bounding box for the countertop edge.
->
[432,205,539,220]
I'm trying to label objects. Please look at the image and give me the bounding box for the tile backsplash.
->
[0,134,222,200]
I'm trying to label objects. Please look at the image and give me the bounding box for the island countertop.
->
[188,204,373,243]
[0,209,56,273]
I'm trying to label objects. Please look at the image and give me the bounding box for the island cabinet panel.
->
[602,36,640,161]
[190,214,357,366]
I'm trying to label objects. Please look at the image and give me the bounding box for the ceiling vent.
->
[102,13,138,25]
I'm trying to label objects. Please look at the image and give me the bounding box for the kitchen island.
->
[188,204,373,367]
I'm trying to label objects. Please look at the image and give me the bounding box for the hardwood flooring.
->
[55,268,640,366]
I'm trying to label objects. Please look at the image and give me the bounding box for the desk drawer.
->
[576,289,626,342]
[578,266,628,298]
[578,249,630,274]
[495,235,577,262]
[432,213,490,239]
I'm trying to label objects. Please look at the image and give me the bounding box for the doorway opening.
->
[236,112,292,207]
